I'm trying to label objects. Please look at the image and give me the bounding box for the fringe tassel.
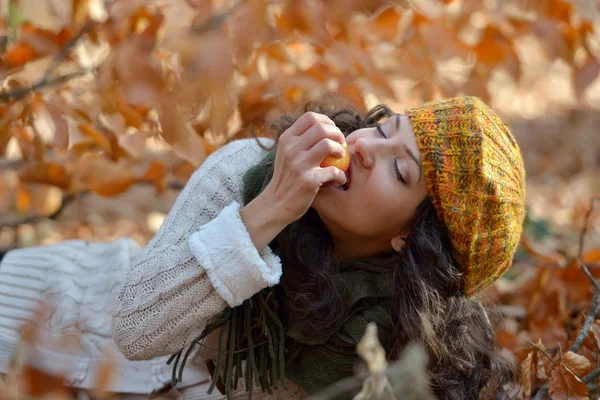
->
[167,288,288,399]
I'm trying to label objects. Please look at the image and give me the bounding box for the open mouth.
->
[336,160,352,191]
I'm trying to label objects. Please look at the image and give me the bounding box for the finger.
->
[297,123,345,150]
[317,166,347,186]
[306,138,346,166]
[284,112,335,137]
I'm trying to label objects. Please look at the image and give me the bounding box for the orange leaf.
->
[143,160,166,193]
[337,80,366,112]
[91,355,117,398]
[582,248,600,265]
[548,363,589,399]
[373,6,401,41]
[15,187,31,213]
[562,351,593,377]
[19,163,71,190]
[5,44,37,68]
[77,122,112,155]
[21,364,76,398]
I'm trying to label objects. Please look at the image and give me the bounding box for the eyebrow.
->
[394,115,423,183]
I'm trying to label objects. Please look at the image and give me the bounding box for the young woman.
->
[0,96,525,399]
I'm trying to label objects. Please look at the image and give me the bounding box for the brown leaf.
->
[534,339,551,380]
[143,160,167,194]
[77,122,112,155]
[574,56,600,99]
[548,363,589,400]
[520,351,533,397]
[21,364,76,398]
[561,351,593,378]
[76,154,139,197]
[19,163,71,191]
[158,99,207,166]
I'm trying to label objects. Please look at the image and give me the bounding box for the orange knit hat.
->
[405,96,526,297]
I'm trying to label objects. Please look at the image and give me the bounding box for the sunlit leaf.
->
[548,363,589,400]
[561,351,593,378]
[520,351,533,397]
[372,6,402,42]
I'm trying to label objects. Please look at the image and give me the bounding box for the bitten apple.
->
[320,140,350,172]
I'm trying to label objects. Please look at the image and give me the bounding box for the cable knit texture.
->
[112,138,282,360]
[0,138,290,397]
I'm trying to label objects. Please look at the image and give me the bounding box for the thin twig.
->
[583,367,600,384]
[0,69,91,102]
[0,21,96,103]
[526,340,554,365]
[44,21,96,79]
[191,0,242,34]
[571,289,600,353]
[578,196,600,259]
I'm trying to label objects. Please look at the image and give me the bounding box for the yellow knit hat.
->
[405,96,526,297]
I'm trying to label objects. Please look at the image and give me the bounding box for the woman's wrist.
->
[240,191,290,253]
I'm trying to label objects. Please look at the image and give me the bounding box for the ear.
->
[391,235,407,252]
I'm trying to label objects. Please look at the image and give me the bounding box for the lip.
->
[345,154,353,189]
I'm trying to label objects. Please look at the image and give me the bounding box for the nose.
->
[353,137,374,169]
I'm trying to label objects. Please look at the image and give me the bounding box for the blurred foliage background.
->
[0,0,599,398]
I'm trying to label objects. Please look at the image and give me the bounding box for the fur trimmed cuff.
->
[188,201,282,307]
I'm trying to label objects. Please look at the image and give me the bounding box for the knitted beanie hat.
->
[405,96,526,297]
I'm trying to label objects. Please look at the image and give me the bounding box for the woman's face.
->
[312,113,429,259]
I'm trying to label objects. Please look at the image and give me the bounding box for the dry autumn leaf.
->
[548,363,589,400]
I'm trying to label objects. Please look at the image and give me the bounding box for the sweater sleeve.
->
[112,138,282,361]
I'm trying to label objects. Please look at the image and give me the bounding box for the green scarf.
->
[168,147,395,398]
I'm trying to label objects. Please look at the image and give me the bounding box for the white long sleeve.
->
[112,138,283,361]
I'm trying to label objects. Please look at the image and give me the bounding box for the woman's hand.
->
[263,111,348,224]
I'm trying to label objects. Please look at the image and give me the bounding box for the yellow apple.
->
[320,140,350,172]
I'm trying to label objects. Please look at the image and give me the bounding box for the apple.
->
[320,140,350,172]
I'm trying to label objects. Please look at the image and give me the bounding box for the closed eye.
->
[375,123,406,184]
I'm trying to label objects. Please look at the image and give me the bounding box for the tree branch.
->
[0,69,92,102]
[0,21,96,103]
[190,0,242,34]
[0,180,185,229]
[533,197,600,400]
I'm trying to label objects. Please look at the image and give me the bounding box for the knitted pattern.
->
[406,96,526,297]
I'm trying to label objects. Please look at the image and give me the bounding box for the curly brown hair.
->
[255,98,519,400]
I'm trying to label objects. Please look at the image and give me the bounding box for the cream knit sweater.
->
[0,138,305,398]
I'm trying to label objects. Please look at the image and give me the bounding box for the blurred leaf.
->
[5,43,37,67]
[372,6,402,42]
[19,162,71,190]
[14,186,31,213]
[574,56,600,99]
